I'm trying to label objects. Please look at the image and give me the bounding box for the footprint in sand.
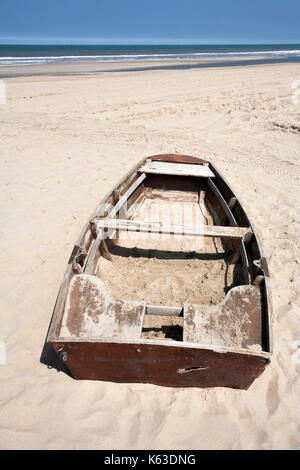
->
[266,368,280,415]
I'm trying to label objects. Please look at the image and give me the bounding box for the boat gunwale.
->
[49,336,272,360]
[209,161,273,355]
[46,156,147,340]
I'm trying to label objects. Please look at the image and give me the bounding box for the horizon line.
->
[1,41,300,46]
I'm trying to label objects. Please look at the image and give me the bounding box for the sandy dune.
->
[0,61,300,449]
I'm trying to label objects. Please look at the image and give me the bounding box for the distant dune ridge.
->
[0,59,300,449]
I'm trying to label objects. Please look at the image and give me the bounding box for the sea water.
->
[1,44,300,66]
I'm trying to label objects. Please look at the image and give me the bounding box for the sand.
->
[0,60,300,449]
[98,193,241,307]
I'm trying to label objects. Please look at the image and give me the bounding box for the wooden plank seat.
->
[94,218,252,241]
[184,285,262,351]
[59,276,262,351]
[60,274,146,340]
[139,161,215,178]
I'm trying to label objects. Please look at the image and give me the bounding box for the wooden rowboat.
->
[44,154,273,389]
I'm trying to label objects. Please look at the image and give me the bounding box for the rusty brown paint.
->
[62,274,145,340]
[50,340,268,389]
[148,154,208,165]
[184,285,262,349]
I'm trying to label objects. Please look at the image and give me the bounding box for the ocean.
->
[1,44,300,66]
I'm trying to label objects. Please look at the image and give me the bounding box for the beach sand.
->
[0,61,300,449]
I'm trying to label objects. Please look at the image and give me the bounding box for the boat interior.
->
[53,158,271,356]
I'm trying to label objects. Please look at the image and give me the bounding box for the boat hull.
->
[50,339,268,389]
[43,154,273,389]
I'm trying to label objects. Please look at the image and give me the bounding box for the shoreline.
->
[1,55,300,79]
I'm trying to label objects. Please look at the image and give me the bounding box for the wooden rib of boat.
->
[45,154,273,389]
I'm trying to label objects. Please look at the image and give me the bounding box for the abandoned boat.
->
[46,154,273,389]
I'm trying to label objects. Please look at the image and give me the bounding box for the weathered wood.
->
[204,196,220,226]
[184,285,262,350]
[139,161,215,178]
[72,263,83,274]
[51,339,270,389]
[146,305,182,316]
[85,220,103,274]
[207,179,250,272]
[199,190,206,205]
[243,231,253,244]
[90,220,98,238]
[228,229,249,266]
[45,156,148,340]
[95,218,252,240]
[229,242,243,265]
[219,197,237,226]
[113,189,126,219]
[240,244,251,285]
[126,191,145,220]
[149,154,208,165]
[60,274,146,340]
[85,230,103,274]
[229,231,252,267]
[207,178,236,226]
[229,197,237,209]
[198,189,208,225]
[110,173,146,219]
[75,248,87,266]
[99,239,112,261]
[253,275,264,286]
[85,173,147,274]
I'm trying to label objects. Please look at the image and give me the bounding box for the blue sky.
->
[1,0,300,44]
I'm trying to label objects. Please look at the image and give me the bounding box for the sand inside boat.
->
[99,237,241,307]
[98,195,244,340]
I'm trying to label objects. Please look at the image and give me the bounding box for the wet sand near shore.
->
[1,55,299,79]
